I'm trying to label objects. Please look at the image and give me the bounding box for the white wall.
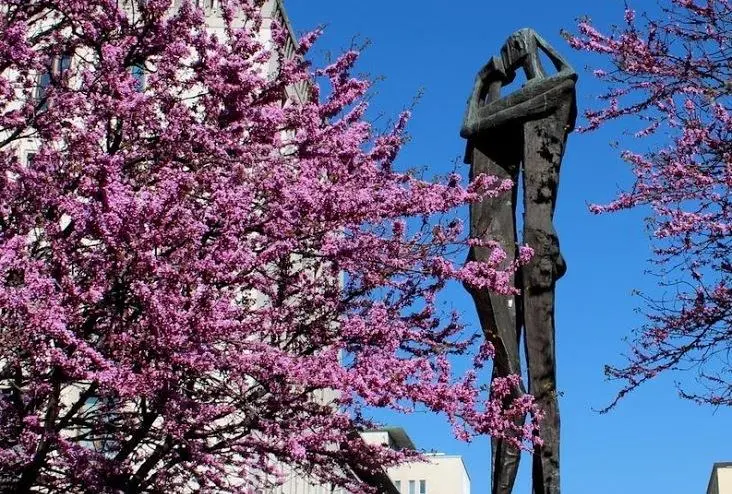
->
[387,454,470,494]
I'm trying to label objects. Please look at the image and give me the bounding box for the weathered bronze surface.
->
[460,28,577,494]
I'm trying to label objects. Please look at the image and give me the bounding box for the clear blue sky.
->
[285,1,732,493]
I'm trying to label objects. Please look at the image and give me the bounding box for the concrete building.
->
[11,0,307,166]
[708,463,732,494]
[387,454,470,494]
[362,428,471,494]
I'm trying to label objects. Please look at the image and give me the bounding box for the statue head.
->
[500,28,537,75]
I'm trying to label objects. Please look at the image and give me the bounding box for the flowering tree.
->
[567,0,732,409]
[0,0,540,491]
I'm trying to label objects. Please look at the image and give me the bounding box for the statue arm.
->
[461,56,512,139]
[531,30,577,78]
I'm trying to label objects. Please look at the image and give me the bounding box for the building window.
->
[36,54,72,109]
[194,0,217,9]
[59,54,72,74]
[409,480,415,494]
[419,480,426,494]
[37,71,51,102]
[81,394,118,457]
[394,480,401,493]
[131,64,145,92]
[25,152,36,165]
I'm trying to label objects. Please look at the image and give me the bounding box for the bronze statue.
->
[460,28,577,494]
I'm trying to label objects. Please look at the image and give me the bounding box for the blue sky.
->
[285,1,732,493]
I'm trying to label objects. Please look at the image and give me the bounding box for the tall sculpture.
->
[460,29,577,494]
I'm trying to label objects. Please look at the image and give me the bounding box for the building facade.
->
[362,429,471,494]
[387,455,470,494]
[12,0,307,165]
[708,463,732,494]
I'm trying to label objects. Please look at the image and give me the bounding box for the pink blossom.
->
[0,0,539,491]
[569,0,732,411]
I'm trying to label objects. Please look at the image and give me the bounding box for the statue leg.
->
[467,131,524,494]
[521,106,571,494]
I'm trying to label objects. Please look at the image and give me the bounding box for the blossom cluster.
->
[0,0,538,491]
[567,0,732,409]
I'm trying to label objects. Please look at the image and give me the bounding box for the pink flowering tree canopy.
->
[566,0,732,409]
[0,0,539,491]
